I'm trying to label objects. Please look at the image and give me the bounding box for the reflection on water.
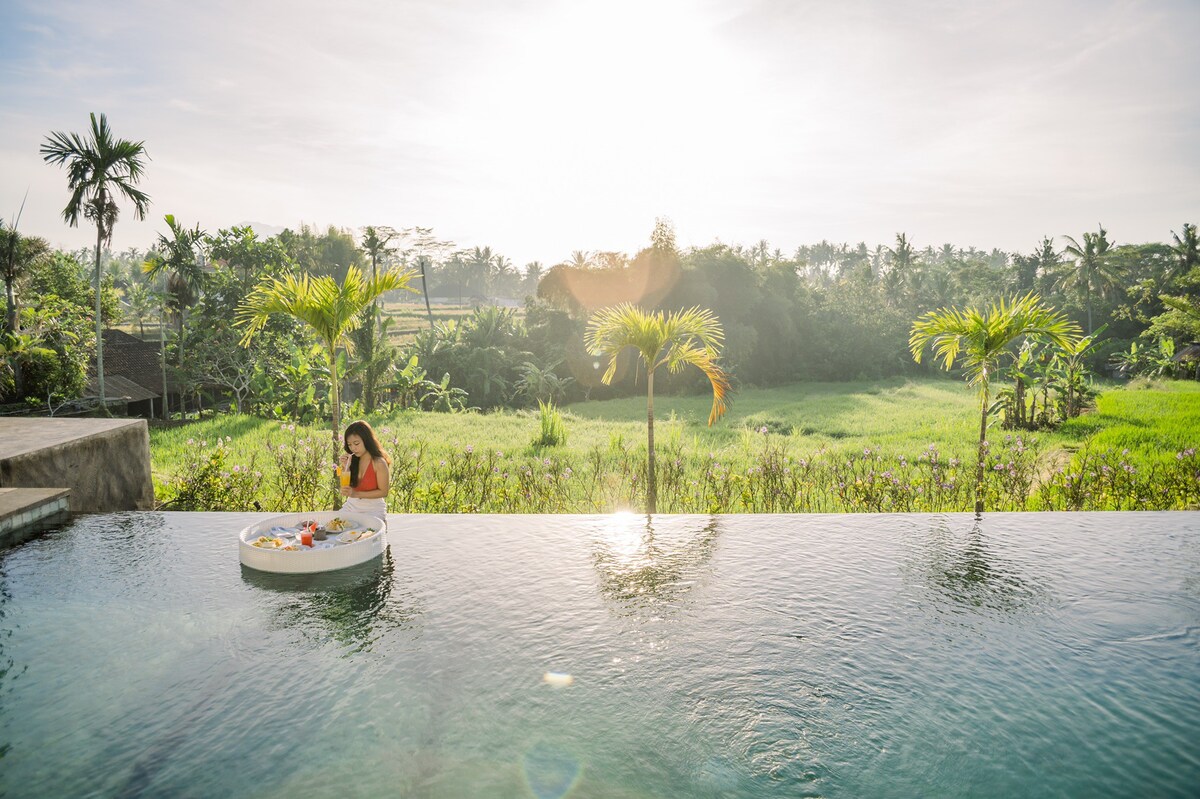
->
[591,513,723,613]
[240,550,422,652]
[905,516,1045,614]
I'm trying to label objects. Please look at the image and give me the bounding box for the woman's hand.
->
[339,485,353,497]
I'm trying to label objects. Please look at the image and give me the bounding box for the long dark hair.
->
[342,420,390,487]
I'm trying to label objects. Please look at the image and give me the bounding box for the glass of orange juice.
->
[338,465,351,487]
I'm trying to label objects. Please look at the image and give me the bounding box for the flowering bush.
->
[165,437,263,511]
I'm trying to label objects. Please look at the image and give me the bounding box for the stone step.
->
[0,487,71,549]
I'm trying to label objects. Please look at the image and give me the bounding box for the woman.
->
[338,419,391,517]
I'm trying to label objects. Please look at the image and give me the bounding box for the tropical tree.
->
[1168,222,1199,281]
[122,282,155,337]
[357,226,397,413]
[41,112,150,408]
[885,232,916,303]
[585,304,732,514]
[1,220,51,334]
[523,261,545,297]
[0,332,55,400]
[1057,226,1121,334]
[397,226,454,327]
[237,265,418,477]
[143,214,206,354]
[909,293,1080,513]
[206,225,288,291]
[1051,326,1106,419]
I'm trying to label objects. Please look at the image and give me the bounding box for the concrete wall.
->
[0,418,155,512]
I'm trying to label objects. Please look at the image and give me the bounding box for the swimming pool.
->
[1,511,1197,797]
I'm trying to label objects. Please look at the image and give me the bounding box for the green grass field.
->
[380,300,526,345]
[148,377,1200,513]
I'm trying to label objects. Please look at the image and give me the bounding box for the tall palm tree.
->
[885,232,916,303]
[143,214,205,357]
[1057,226,1121,334]
[909,293,1079,513]
[359,226,397,413]
[586,304,732,514]
[398,226,453,328]
[1,220,51,335]
[237,265,417,473]
[41,112,150,409]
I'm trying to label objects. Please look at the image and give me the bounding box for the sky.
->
[1,0,1198,267]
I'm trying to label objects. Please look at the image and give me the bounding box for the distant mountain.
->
[236,221,289,238]
[235,221,365,239]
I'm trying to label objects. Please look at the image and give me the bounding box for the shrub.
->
[532,400,567,448]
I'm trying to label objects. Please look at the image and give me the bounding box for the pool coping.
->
[0,487,71,549]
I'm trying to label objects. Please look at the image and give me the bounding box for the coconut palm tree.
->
[237,265,417,471]
[585,304,732,514]
[143,214,206,356]
[1169,223,1199,281]
[41,112,150,409]
[909,293,1079,513]
[123,282,155,338]
[358,226,397,413]
[1057,226,1121,334]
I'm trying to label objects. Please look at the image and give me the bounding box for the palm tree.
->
[1,220,51,335]
[237,265,417,472]
[143,214,205,357]
[585,304,732,514]
[909,293,1079,513]
[123,282,155,337]
[359,226,397,413]
[565,250,592,270]
[523,261,545,298]
[1169,223,1199,281]
[1057,226,1121,334]
[886,232,916,301]
[41,112,150,409]
[398,226,453,328]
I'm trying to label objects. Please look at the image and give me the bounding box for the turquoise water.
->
[1,511,1198,798]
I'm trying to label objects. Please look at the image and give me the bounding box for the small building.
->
[86,329,173,417]
[1173,341,1200,379]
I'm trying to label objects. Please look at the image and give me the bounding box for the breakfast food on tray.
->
[240,513,386,574]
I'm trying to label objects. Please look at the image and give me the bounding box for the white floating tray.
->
[239,511,387,574]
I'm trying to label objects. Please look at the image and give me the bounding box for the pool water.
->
[1,511,1198,798]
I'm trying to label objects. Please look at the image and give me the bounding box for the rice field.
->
[148,377,1200,513]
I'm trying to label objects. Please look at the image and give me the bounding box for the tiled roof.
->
[86,373,159,403]
[96,329,168,394]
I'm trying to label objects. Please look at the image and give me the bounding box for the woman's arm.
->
[343,457,390,499]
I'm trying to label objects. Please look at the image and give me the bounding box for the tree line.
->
[3,113,1199,418]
